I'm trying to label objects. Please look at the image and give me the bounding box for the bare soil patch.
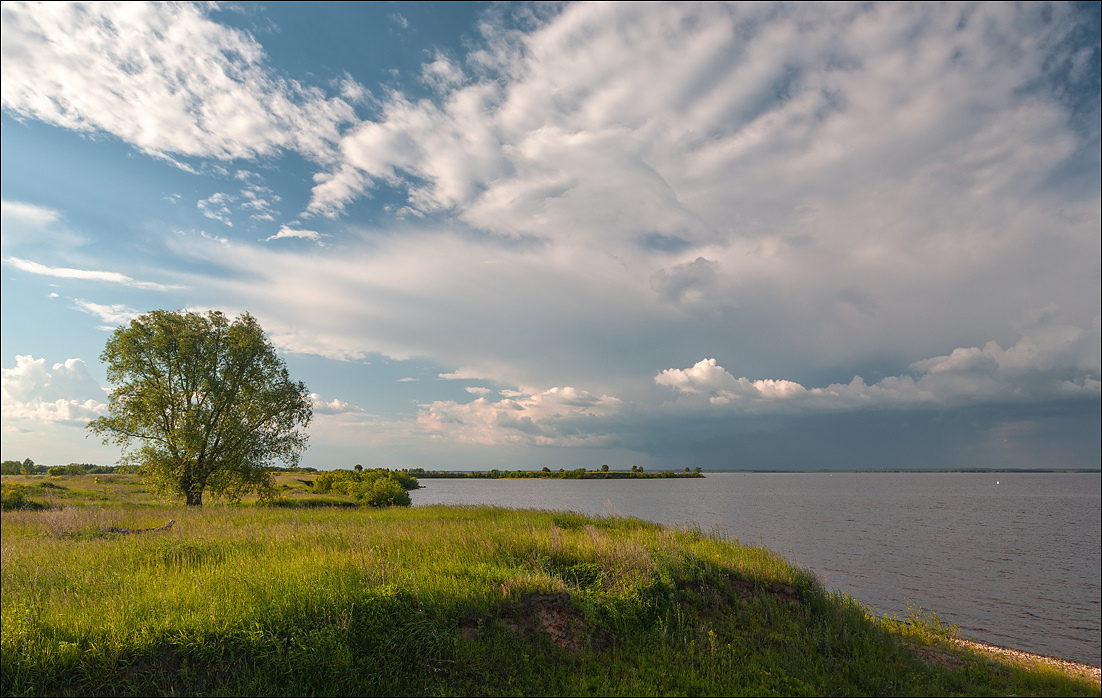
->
[500,593,585,651]
[459,593,588,651]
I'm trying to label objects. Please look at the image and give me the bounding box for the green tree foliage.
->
[88,310,312,506]
[45,464,87,476]
[311,468,417,507]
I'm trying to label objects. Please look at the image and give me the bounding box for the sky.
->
[2,1,1099,471]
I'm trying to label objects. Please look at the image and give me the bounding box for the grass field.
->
[2,472,1099,696]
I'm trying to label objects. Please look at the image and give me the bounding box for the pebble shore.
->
[953,638,1101,684]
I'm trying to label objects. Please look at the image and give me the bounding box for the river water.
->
[409,472,1101,666]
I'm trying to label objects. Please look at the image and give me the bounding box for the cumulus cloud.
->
[657,322,1102,412]
[307,3,1097,262]
[418,385,622,446]
[7,3,1094,458]
[6,257,178,291]
[651,257,721,305]
[287,2,1099,393]
[1,2,358,164]
[1,355,107,425]
[309,393,360,415]
[656,358,809,403]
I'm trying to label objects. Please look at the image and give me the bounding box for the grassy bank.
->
[1,475,1098,696]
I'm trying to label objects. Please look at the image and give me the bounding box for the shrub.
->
[1,483,45,512]
[355,477,411,508]
[311,468,417,506]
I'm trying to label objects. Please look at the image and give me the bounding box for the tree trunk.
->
[181,467,204,506]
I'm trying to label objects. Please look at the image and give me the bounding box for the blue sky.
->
[2,2,1099,471]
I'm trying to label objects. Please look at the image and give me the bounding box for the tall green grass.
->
[1,492,1097,696]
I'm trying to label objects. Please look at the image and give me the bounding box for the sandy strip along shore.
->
[953,638,1101,684]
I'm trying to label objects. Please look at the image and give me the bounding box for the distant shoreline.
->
[406,467,1100,477]
[705,468,1101,474]
[408,468,704,480]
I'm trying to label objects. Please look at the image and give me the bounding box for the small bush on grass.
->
[311,468,416,507]
[1,482,45,511]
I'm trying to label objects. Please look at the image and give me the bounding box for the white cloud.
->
[72,299,141,326]
[1,199,60,226]
[5,257,177,291]
[196,230,229,245]
[265,226,321,242]
[26,3,1089,447]
[465,386,491,395]
[313,1,1091,245]
[224,3,1096,399]
[657,322,1102,412]
[309,393,360,415]
[338,73,370,104]
[418,385,622,446]
[396,377,418,383]
[266,326,369,362]
[1,355,107,425]
[240,185,281,222]
[198,192,236,227]
[421,52,465,91]
[1,2,358,164]
[438,368,489,381]
[1,199,85,250]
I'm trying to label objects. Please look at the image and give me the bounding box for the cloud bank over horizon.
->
[2,2,1098,469]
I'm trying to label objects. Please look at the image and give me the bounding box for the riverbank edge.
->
[954,638,1101,683]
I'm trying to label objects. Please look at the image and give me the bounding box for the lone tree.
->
[88,310,312,505]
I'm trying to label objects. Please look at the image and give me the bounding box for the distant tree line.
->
[405,466,704,480]
[1,459,318,477]
[0,459,142,476]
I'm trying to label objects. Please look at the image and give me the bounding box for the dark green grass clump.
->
[1,502,1097,697]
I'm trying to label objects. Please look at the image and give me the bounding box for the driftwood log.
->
[103,520,175,535]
